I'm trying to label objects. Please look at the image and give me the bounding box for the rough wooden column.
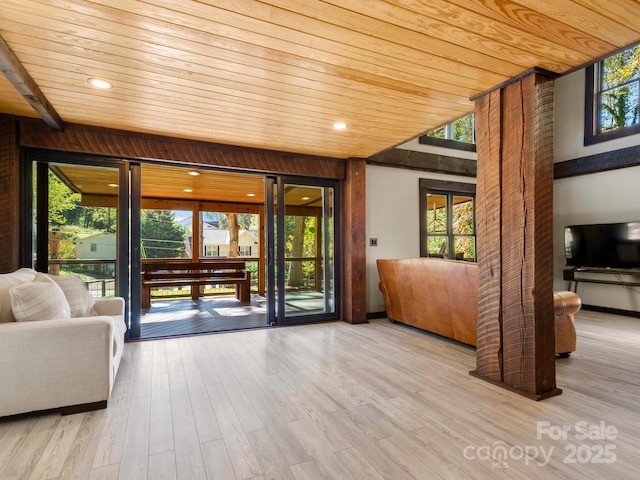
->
[470,69,560,400]
[0,115,21,273]
[342,157,367,324]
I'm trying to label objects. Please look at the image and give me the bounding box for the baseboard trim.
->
[582,304,640,318]
[367,311,387,320]
[1,400,108,421]
[60,400,108,416]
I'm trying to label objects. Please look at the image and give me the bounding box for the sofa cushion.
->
[0,268,39,323]
[9,281,71,322]
[48,274,97,317]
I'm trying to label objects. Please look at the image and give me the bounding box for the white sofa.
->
[0,268,126,417]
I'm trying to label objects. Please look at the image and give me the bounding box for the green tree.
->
[453,114,474,143]
[141,210,187,258]
[227,213,239,258]
[601,45,640,131]
[285,215,317,288]
[211,212,257,231]
[426,113,474,143]
[80,207,117,232]
[47,171,81,227]
[427,126,446,139]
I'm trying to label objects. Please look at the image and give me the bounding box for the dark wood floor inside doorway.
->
[140,295,268,339]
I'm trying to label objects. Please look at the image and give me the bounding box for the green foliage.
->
[426,197,475,260]
[205,212,257,231]
[426,113,474,143]
[45,169,117,232]
[55,201,117,232]
[452,201,473,235]
[452,114,474,143]
[285,215,317,287]
[603,46,640,87]
[141,210,187,258]
[600,45,640,132]
[48,228,77,260]
[47,171,81,226]
[427,126,446,139]
[426,205,446,234]
[237,214,258,230]
[452,201,475,260]
[284,215,316,257]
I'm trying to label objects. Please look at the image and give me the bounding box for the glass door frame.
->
[265,175,340,326]
[24,149,136,337]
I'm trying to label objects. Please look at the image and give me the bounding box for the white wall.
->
[366,67,640,314]
[396,137,478,160]
[365,163,475,312]
[553,69,640,311]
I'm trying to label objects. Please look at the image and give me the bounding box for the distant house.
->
[75,232,117,260]
[179,216,259,258]
[202,228,259,258]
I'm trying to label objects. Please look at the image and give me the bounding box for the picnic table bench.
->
[141,260,251,309]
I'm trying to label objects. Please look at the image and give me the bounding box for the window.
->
[420,113,476,151]
[427,113,475,143]
[90,243,97,252]
[420,179,476,261]
[585,44,640,144]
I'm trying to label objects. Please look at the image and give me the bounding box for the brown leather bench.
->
[141,260,251,309]
[377,258,581,356]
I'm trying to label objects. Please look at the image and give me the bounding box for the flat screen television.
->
[564,222,640,270]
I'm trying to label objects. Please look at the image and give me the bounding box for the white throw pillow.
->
[9,281,71,322]
[47,275,97,317]
[34,271,55,283]
[0,268,39,323]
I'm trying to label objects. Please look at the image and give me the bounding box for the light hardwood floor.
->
[1,310,639,479]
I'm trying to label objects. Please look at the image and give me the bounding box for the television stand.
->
[563,267,640,293]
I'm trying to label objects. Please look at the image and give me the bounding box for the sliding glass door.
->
[27,152,339,337]
[267,177,338,326]
[28,151,133,333]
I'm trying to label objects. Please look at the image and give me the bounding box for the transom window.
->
[419,179,476,261]
[585,44,640,144]
[426,113,475,144]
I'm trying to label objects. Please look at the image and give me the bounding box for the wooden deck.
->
[139,291,328,339]
[140,295,268,339]
[1,310,639,479]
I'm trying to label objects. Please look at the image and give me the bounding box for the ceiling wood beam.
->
[418,135,476,152]
[0,35,64,131]
[554,144,640,179]
[368,148,476,177]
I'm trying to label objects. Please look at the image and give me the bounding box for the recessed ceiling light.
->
[88,78,112,89]
[187,171,200,176]
[183,188,193,193]
[333,122,347,130]
[302,196,310,200]
[107,183,118,188]
[246,193,256,197]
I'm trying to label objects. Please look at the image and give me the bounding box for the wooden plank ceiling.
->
[1,0,639,159]
[55,163,325,206]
